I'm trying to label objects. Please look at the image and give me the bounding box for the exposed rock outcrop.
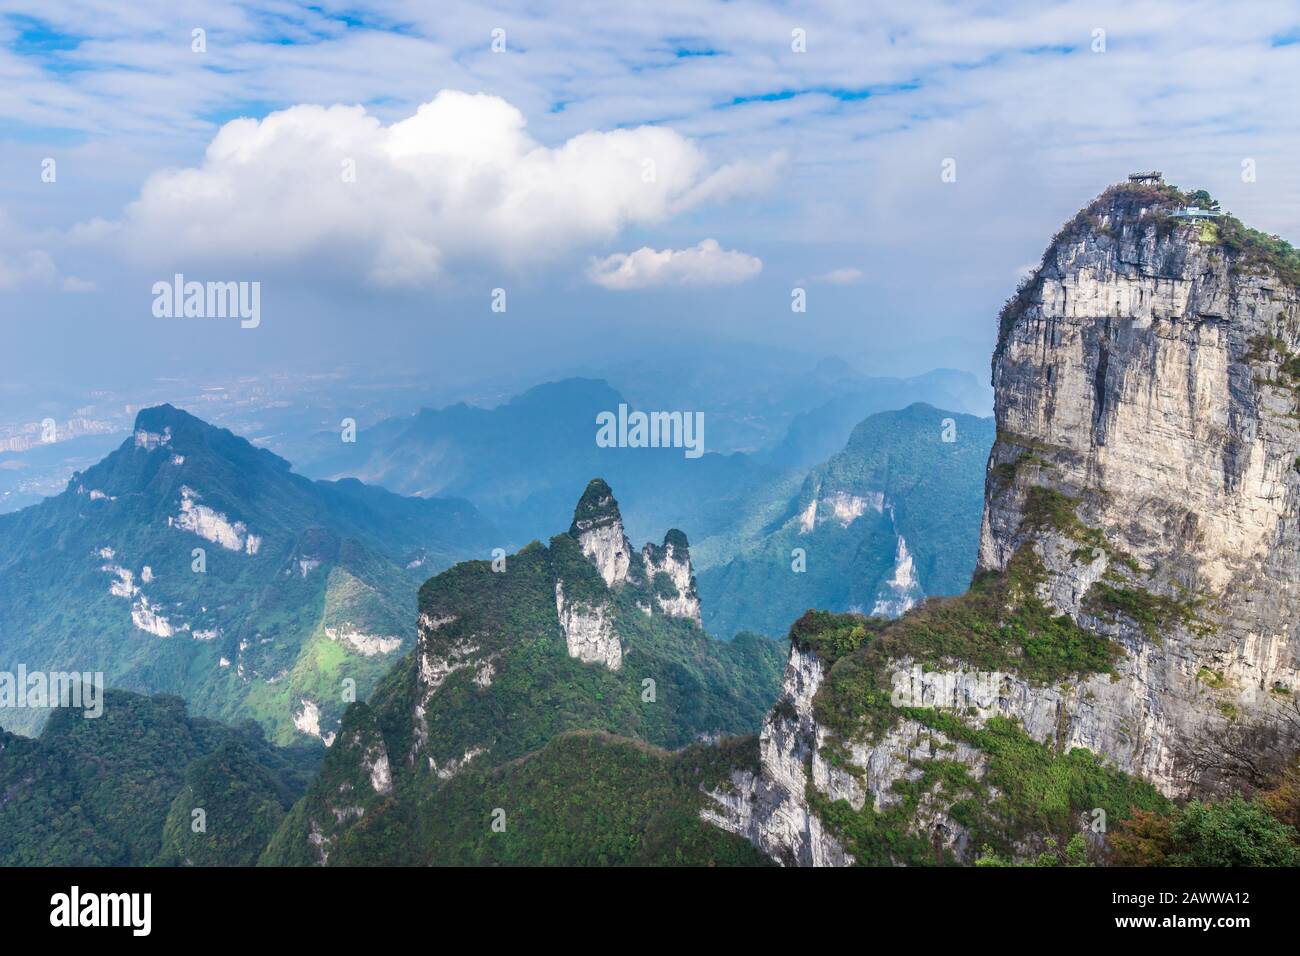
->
[555,580,623,670]
[642,529,703,624]
[409,611,496,765]
[702,642,852,866]
[708,178,1300,865]
[570,478,632,587]
[556,480,705,667]
[797,483,885,534]
[982,181,1300,794]
[871,533,923,618]
[287,703,391,864]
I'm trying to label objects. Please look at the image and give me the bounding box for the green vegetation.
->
[327,732,771,866]
[1216,216,1300,287]
[1110,796,1300,867]
[568,477,623,534]
[0,404,497,742]
[1142,184,1300,285]
[1084,582,1208,641]
[1197,666,1227,689]
[0,689,319,866]
[814,713,1168,865]
[262,485,786,864]
[156,741,290,866]
[1015,489,1205,642]
[811,547,1118,744]
[258,702,395,866]
[789,610,880,665]
[1247,334,1300,402]
[397,530,783,776]
[974,834,1091,867]
[1021,486,1110,556]
[808,763,963,866]
[989,451,1050,493]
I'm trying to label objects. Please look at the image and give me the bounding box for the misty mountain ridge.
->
[298,369,990,549]
[699,403,994,639]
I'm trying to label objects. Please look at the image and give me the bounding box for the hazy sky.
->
[2,1,1298,391]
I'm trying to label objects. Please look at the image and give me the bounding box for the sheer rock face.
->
[570,479,632,587]
[706,183,1300,865]
[554,581,623,670]
[295,704,392,865]
[984,185,1300,794]
[410,611,496,767]
[642,531,703,624]
[576,522,632,588]
[567,479,703,628]
[701,643,852,867]
[703,644,982,866]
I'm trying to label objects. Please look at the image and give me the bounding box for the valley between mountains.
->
[3,177,1300,866]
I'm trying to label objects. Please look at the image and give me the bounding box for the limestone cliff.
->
[701,641,852,866]
[982,179,1300,795]
[564,479,705,629]
[570,478,632,587]
[555,580,623,669]
[641,529,703,625]
[706,179,1300,865]
[397,479,746,778]
[278,703,393,866]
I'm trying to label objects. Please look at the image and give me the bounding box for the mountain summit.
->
[262,478,781,865]
[703,179,1300,865]
[982,177,1300,793]
[569,477,632,588]
[0,406,496,741]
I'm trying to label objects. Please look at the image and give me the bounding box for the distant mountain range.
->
[4,181,1297,870]
[582,351,992,455]
[297,370,990,550]
[0,392,994,757]
[699,404,995,639]
[0,404,497,741]
[0,392,997,866]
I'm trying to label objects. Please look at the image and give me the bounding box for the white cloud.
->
[104,90,777,287]
[587,239,762,290]
[61,276,97,293]
[0,249,55,292]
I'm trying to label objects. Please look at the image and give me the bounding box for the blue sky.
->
[1,0,1298,389]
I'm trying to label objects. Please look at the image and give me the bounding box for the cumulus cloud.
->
[106,90,778,287]
[587,239,762,290]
